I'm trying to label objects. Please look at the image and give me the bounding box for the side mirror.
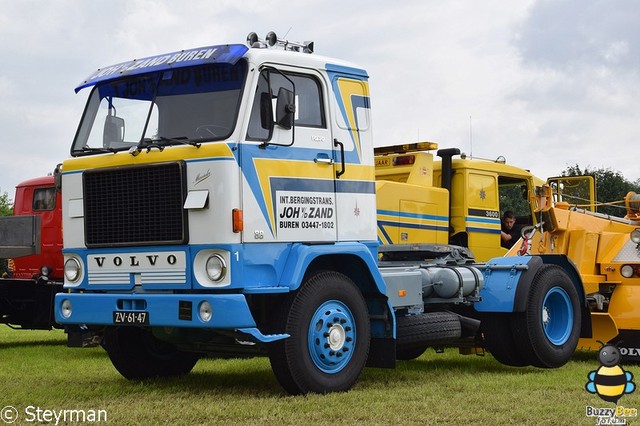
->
[275,87,295,130]
[103,115,125,147]
[53,163,62,193]
[260,92,274,134]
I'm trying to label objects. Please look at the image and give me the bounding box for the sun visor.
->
[75,44,249,93]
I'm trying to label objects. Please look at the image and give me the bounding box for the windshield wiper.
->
[155,136,201,148]
[79,146,118,154]
[130,137,201,156]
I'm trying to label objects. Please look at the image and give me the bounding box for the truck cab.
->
[10,176,63,279]
[374,143,544,261]
[0,175,63,329]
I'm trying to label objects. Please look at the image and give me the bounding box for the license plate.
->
[113,311,149,325]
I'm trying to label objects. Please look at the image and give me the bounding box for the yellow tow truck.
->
[374,141,547,262]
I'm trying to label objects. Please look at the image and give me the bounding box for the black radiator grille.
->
[83,162,187,247]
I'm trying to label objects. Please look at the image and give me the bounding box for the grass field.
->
[0,327,634,425]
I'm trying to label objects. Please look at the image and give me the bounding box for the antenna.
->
[469,115,473,158]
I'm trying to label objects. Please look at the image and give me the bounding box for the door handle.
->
[314,153,333,164]
[334,139,345,178]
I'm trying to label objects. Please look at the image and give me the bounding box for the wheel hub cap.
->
[542,306,550,326]
[328,324,346,350]
[308,300,356,374]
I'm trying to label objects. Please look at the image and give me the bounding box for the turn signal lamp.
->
[232,208,243,233]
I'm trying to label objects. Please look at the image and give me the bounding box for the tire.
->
[511,265,581,368]
[268,271,370,394]
[395,312,461,361]
[481,313,529,367]
[102,327,199,380]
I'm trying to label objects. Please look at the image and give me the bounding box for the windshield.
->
[71,61,247,155]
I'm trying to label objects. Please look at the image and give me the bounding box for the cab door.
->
[464,170,503,261]
[241,66,337,243]
[326,68,376,242]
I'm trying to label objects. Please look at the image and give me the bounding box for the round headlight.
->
[60,299,72,319]
[621,264,634,278]
[205,254,226,282]
[40,265,52,277]
[199,301,213,322]
[64,258,81,282]
[631,229,640,244]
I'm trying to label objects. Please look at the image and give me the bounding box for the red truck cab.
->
[10,176,63,279]
[0,175,64,330]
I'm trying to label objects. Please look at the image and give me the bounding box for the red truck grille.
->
[83,162,187,247]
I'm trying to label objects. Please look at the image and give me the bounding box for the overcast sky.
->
[0,0,638,198]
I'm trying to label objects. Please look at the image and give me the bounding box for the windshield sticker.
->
[76,44,248,92]
[97,62,245,100]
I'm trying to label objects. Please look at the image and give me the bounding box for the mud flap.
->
[578,313,618,351]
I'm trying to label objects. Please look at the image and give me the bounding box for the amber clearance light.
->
[232,208,243,233]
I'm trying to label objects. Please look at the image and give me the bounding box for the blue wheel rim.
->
[542,286,573,345]
[308,300,356,374]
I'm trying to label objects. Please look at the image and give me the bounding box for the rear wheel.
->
[512,265,580,368]
[268,271,370,394]
[102,327,199,379]
[482,313,528,367]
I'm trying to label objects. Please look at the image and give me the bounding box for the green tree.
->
[0,190,11,277]
[499,183,531,217]
[561,165,640,217]
[0,190,12,216]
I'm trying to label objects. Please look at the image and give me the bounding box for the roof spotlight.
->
[265,31,278,47]
[246,32,259,47]
[246,31,315,54]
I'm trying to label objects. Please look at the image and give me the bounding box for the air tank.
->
[420,265,484,300]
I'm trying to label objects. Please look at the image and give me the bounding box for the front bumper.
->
[54,292,288,343]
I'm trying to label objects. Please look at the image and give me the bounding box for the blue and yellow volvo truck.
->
[54,32,591,394]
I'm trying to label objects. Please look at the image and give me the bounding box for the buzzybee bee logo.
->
[586,343,635,403]
[584,343,637,425]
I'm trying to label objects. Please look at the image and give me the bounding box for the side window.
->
[247,70,325,141]
[33,188,56,211]
[285,74,324,127]
[498,178,532,225]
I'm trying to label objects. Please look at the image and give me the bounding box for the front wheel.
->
[102,327,199,380]
[512,265,581,368]
[268,271,370,394]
